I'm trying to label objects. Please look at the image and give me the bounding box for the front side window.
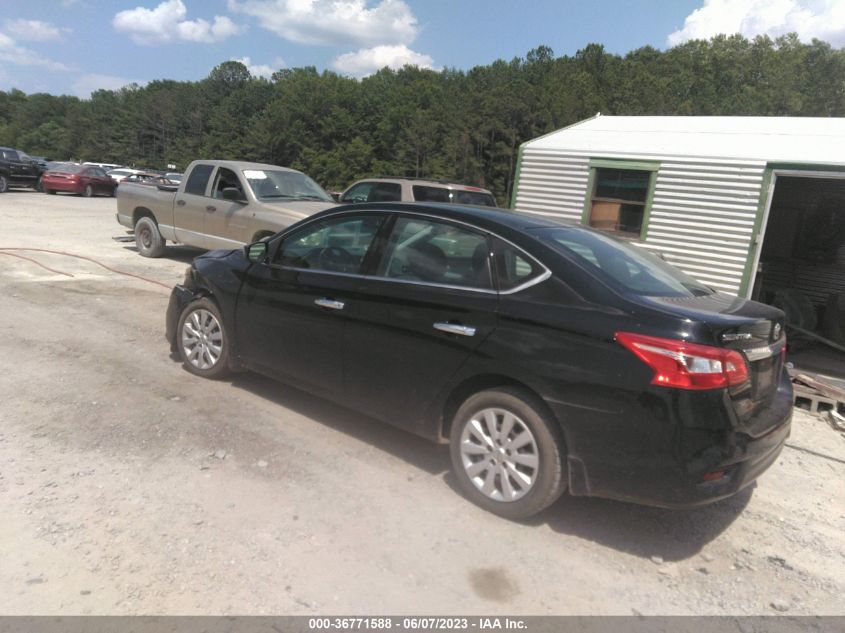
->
[212,167,245,199]
[184,164,214,196]
[587,167,655,237]
[341,182,401,203]
[275,215,385,274]
[377,216,492,289]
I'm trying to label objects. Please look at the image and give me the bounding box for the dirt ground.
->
[0,190,843,616]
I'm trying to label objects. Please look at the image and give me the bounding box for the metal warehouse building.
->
[512,115,845,313]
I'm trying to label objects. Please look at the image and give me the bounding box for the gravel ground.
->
[0,190,843,616]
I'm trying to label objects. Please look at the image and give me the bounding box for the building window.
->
[584,161,658,239]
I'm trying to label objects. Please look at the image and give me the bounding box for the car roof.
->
[192,160,300,173]
[323,202,571,232]
[346,177,494,194]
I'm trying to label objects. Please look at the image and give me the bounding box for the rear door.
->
[342,213,498,431]
[235,213,387,396]
[174,164,214,247]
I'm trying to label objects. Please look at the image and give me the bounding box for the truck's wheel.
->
[0,175,8,193]
[134,216,166,258]
[35,177,43,192]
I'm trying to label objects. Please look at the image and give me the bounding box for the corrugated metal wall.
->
[514,147,766,295]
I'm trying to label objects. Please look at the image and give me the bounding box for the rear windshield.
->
[536,227,713,297]
[52,164,83,173]
[412,185,497,207]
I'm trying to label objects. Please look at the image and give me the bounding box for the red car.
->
[41,164,117,197]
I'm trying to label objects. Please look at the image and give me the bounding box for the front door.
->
[235,213,387,399]
[205,166,251,248]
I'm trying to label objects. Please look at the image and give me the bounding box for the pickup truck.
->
[0,146,44,192]
[116,160,337,257]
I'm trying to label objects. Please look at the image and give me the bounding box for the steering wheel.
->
[318,246,354,271]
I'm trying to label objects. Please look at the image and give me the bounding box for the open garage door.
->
[752,173,845,377]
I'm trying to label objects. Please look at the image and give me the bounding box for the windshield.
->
[242,169,333,202]
[536,227,713,297]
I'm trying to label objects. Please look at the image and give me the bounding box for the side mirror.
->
[244,241,268,263]
[222,187,245,202]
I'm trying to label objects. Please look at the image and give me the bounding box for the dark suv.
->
[0,147,44,192]
[166,202,792,519]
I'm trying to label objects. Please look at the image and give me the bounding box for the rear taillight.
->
[615,332,749,391]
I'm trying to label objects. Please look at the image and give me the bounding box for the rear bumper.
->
[43,180,82,193]
[555,370,794,509]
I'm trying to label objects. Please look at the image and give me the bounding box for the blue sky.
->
[2,0,845,97]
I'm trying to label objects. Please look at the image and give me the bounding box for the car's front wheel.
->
[449,388,567,519]
[177,298,231,379]
[83,184,93,197]
[0,175,8,193]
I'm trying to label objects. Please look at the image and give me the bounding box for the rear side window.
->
[184,164,214,196]
[377,216,492,289]
[2,149,18,160]
[274,215,384,274]
[495,241,546,291]
[412,185,451,203]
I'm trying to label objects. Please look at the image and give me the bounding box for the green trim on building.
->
[738,167,774,298]
[581,157,661,241]
[509,143,526,209]
[588,158,660,172]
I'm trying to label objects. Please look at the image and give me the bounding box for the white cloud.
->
[231,56,285,78]
[113,0,245,45]
[72,74,140,98]
[332,44,434,76]
[0,32,70,71]
[669,0,845,47]
[4,19,66,42]
[228,0,417,47]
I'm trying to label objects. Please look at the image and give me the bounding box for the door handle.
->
[176,199,186,206]
[206,205,216,212]
[314,298,345,310]
[433,322,476,337]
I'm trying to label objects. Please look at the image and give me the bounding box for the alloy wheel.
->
[459,407,540,502]
[181,309,223,370]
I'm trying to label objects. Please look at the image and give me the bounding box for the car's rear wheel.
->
[0,175,8,193]
[83,184,93,197]
[177,298,231,379]
[449,388,567,519]
[134,216,165,257]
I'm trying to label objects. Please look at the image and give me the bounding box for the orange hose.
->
[0,247,173,290]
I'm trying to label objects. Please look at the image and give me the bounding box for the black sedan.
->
[166,203,792,519]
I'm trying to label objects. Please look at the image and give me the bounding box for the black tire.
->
[449,388,567,519]
[45,188,56,195]
[176,298,231,379]
[0,175,8,193]
[83,184,93,198]
[134,216,165,258]
[35,177,43,192]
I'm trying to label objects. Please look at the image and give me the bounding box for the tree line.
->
[1,34,844,205]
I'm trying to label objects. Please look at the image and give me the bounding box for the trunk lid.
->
[639,292,787,427]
